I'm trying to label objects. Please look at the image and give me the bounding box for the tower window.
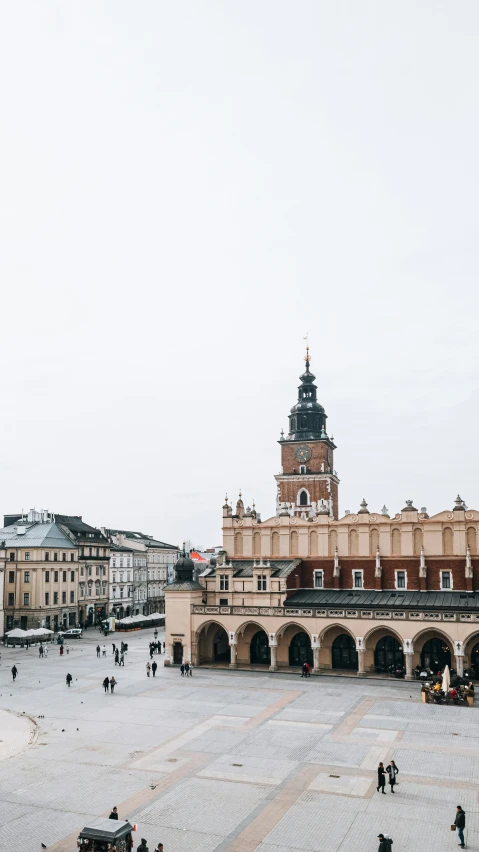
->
[314,570,324,589]
[300,465,306,474]
[299,490,308,506]
[353,570,363,589]
[440,571,452,590]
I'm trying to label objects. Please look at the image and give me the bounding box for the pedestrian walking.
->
[386,761,398,793]
[149,646,154,660]
[103,676,110,693]
[162,641,165,651]
[377,834,393,852]
[120,652,125,666]
[11,665,17,681]
[112,643,116,654]
[152,661,157,677]
[96,645,101,658]
[188,663,193,677]
[137,839,149,852]
[66,673,73,687]
[180,663,185,676]
[44,645,48,657]
[377,762,386,794]
[146,662,151,677]
[454,805,466,848]
[115,650,119,666]
[39,645,43,658]
[158,642,162,655]
[102,645,106,656]
[154,629,158,639]
[109,806,119,820]
[110,676,117,693]
[60,645,64,656]
[301,663,307,678]
[154,844,163,852]
[184,663,190,676]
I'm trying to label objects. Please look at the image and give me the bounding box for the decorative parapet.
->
[191,604,463,621]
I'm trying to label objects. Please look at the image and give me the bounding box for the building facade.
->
[165,350,479,679]
[109,544,134,619]
[2,510,79,631]
[55,515,110,626]
[106,529,179,614]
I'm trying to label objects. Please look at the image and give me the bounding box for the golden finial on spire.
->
[303,333,310,363]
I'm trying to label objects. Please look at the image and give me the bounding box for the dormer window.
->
[219,575,229,591]
[257,574,267,591]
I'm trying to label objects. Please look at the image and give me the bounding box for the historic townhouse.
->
[166,350,479,679]
[106,529,179,614]
[55,515,110,626]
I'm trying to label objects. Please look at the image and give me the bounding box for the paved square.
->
[1,630,479,852]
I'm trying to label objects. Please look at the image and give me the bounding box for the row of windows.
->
[111,587,133,598]
[9,551,76,562]
[8,570,76,584]
[219,574,268,592]
[81,547,108,557]
[235,526,479,557]
[80,566,107,577]
[313,569,453,590]
[7,591,75,607]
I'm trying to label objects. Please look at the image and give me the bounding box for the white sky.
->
[1,2,478,548]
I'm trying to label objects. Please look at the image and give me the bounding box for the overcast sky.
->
[1,2,478,549]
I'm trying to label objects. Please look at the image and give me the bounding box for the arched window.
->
[253,531,261,557]
[329,529,337,556]
[370,528,379,554]
[290,530,298,555]
[349,529,358,556]
[310,530,318,557]
[467,526,477,555]
[234,532,243,556]
[299,490,308,506]
[443,526,453,555]
[413,527,423,556]
[272,531,280,557]
[392,528,401,556]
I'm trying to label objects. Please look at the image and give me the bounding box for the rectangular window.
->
[54,571,58,582]
[80,566,84,576]
[219,598,228,606]
[353,570,363,589]
[441,571,452,590]
[45,570,50,582]
[96,566,100,576]
[314,570,324,589]
[45,592,50,605]
[219,575,229,591]
[70,553,75,561]
[45,552,49,561]
[23,593,30,606]
[24,571,30,583]
[8,593,14,606]
[257,574,267,591]
[24,552,30,561]
[8,571,14,584]
[53,553,58,562]
[70,591,74,603]
[62,571,66,582]
[53,592,58,604]
[396,571,407,589]
[62,591,66,604]
[103,567,106,576]
[9,552,15,561]
[70,571,74,582]
[88,566,92,576]
[62,553,66,561]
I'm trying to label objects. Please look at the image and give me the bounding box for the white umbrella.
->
[442,664,451,693]
[6,628,27,638]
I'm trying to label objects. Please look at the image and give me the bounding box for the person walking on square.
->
[158,642,162,655]
[110,676,117,693]
[112,643,116,654]
[102,644,106,657]
[103,676,110,693]
[120,651,125,666]
[188,663,193,676]
[377,834,393,852]
[154,843,163,852]
[96,644,101,658]
[455,805,466,848]
[301,662,307,678]
[386,760,398,793]
[115,650,119,665]
[180,663,185,676]
[137,839,149,852]
[146,662,151,677]
[377,762,386,794]
[66,672,73,687]
[44,645,48,657]
[152,660,157,677]
[109,806,119,820]
[184,662,190,676]
[11,665,17,681]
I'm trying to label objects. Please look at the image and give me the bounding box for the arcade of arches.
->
[191,621,475,678]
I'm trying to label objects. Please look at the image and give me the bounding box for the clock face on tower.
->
[295,445,311,463]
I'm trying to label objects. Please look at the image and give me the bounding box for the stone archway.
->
[319,624,357,671]
[332,634,358,670]
[363,626,405,674]
[412,628,454,673]
[250,630,270,665]
[196,621,231,665]
[289,632,313,667]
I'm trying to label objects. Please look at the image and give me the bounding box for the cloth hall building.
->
[165,351,479,679]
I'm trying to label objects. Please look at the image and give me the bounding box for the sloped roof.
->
[284,588,479,611]
[0,522,76,548]
[208,559,299,578]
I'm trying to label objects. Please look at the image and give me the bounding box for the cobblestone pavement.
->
[1,630,479,852]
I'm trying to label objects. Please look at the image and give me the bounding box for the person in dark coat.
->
[377,834,393,852]
[152,661,157,677]
[109,806,119,820]
[11,665,17,681]
[137,839,149,852]
[115,650,119,665]
[455,805,466,848]
[66,673,73,687]
[96,644,101,657]
[180,663,185,676]
[301,663,307,678]
[377,762,386,794]
[385,761,398,793]
[185,663,190,676]
[103,676,110,693]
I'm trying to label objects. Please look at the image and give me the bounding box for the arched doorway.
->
[421,638,451,672]
[213,627,230,663]
[289,632,313,667]
[374,636,404,671]
[332,634,358,670]
[250,630,270,665]
[173,642,183,664]
[471,643,479,678]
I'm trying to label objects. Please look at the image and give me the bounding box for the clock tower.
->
[275,348,339,519]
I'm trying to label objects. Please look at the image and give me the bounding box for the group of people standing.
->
[146,661,158,677]
[103,675,117,693]
[180,662,192,676]
[377,761,399,793]
[149,641,164,658]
